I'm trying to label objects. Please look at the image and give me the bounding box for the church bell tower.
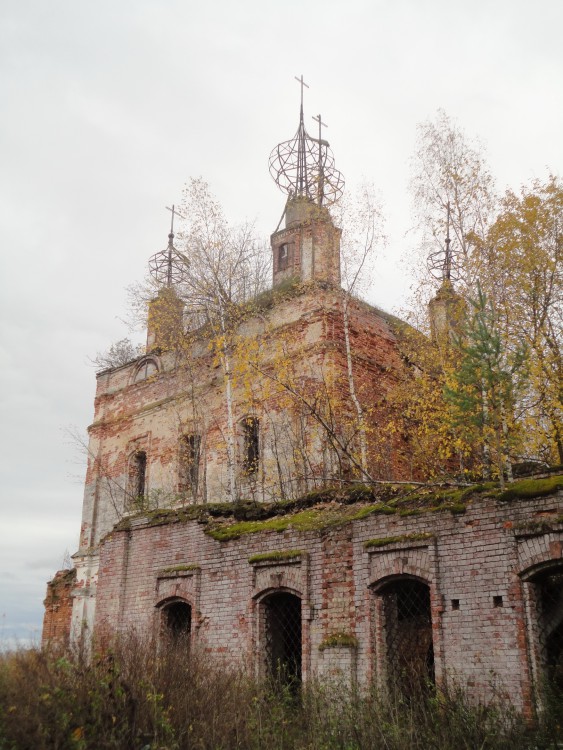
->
[268,76,344,288]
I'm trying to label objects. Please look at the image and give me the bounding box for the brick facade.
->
[43,195,563,715]
[92,487,563,712]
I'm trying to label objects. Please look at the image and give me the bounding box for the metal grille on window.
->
[263,592,302,686]
[128,451,146,506]
[163,601,192,643]
[380,579,434,694]
[179,434,201,497]
[243,417,259,475]
[534,569,563,691]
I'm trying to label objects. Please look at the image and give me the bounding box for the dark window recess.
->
[128,450,147,502]
[451,599,460,610]
[532,569,563,691]
[243,417,259,475]
[379,579,434,695]
[163,601,192,642]
[493,595,503,608]
[179,434,201,495]
[263,592,302,688]
[278,243,289,271]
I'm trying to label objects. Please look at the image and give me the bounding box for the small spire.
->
[444,201,452,282]
[427,201,460,284]
[148,205,189,288]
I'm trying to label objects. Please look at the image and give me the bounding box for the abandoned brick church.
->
[43,90,563,716]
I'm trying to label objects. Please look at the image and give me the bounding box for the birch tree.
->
[333,183,386,475]
[173,178,270,501]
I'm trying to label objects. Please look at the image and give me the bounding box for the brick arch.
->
[253,585,303,604]
[156,593,194,610]
[518,533,563,581]
[370,572,431,593]
[367,548,433,589]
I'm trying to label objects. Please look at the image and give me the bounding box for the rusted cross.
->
[294,74,309,107]
[312,113,327,143]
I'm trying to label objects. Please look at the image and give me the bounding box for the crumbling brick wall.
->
[91,486,563,713]
[42,568,76,649]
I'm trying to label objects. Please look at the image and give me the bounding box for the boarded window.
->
[242,417,259,475]
[378,578,434,695]
[128,450,147,505]
[262,592,301,687]
[179,434,201,496]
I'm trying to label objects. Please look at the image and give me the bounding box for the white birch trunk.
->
[343,295,369,477]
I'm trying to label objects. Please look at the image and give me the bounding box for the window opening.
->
[179,434,201,496]
[128,450,147,505]
[263,592,302,688]
[278,243,289,271]
[379,579,434,695]
[162,601,192,643]
[532,568,563,692]
[242,417,259,475]
[134,359,158,383]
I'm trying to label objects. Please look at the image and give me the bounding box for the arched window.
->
[261,592,302,686]
[241,417,259,475]
[179,434,201,497]
[127,450,147,506]
[375,578,434,695]
[134,358,158,383]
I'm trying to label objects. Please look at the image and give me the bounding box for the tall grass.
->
[0,634,560,749]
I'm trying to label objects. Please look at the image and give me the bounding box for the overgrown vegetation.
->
[114,475,563,542]
[1,637,561,749]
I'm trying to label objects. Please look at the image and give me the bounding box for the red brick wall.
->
[93,489,563,712]
[42,568,76,650]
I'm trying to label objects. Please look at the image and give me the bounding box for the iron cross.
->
[294,74,309,107]
[165,204,178,235]
[312,113,327,143]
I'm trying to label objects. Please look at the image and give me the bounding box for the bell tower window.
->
[278,243,289,271]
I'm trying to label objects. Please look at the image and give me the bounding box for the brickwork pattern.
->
[92,490,563,711]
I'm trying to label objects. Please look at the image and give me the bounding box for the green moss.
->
[248,550,303,564]
[364,532,434,550]
[318,632,359,651]
[159,564,200,574]
[497,476,563,502]
[207,505,367,541]
[351,503,397,519]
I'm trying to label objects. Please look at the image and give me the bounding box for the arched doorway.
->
[375,577,434,695]
[261,591,302,686]
[529,566,563,692]
[160,599,192,644]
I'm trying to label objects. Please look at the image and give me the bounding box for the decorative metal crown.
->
[269,76,344,207]
[148,206,190,287]
[427,202,461,283]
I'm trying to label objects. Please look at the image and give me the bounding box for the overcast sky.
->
[1,0,562,646]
